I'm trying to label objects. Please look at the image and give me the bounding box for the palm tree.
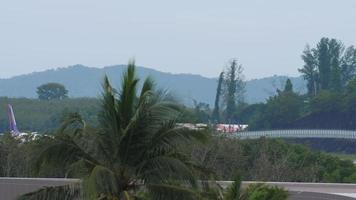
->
[21,60,207,200]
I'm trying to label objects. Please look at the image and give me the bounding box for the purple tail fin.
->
[7,104,20,135]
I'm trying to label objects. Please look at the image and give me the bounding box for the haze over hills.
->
[0,65,306,105]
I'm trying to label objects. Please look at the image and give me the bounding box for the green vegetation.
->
[224,60,245,123]
[3,127,356,198]
[177,38,356,132]
[212,72,224,123]
[0,61,290,200]
[243,184,288,200]
[0,97,99,133]
[37,83,69,100]
[3,133,355,198]
[179,38,356,131]
[222,174,288,200]
[241,76,356,130]
[1,38,356,199]
[299,38,356,95]
[211,59,246,124]
[191,137,356,183]
[21,61,209,200]
[230,38,356,131]
[4,38,356,132]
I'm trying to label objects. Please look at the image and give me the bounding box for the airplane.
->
[177,123,248,133]
[7,104,21,136]
[6,104,39,140]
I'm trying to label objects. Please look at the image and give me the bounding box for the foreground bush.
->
[223,175,288,200]
[244,184,288,200]
[192,137,356,183]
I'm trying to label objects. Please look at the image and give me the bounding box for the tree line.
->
[299,38,356,96]
[242,38,356,130]
[3,38,356,133]
[180,37,356,132]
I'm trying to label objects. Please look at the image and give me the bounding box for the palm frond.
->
[224,174,242,200]
[119,60,140,127]
[57,113,86,137]
[99,75,121,140]
[33,124,98,175]
[140,155,197,187]
[66,159,93,178]
[140,77,155,100]
[83,165,120,199]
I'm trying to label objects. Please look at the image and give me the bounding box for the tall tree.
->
[283,79,293,93]
[224,60,237,122]
[299,38,356,94]
[212,72,224,123]
[329,39,344,91]
[235,64,246,105]
[316,38,332,90]
[299,45,318,96]
[341,46,356,86]
[223,60,245,123]
[37,83,68,100]
[23,61,206,200]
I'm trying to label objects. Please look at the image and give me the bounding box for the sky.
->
[1,0,356,80]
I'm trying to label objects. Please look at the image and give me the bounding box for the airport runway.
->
[246,181,356,194]
[1,178,356,200]
[290,191,356,200]
[218,181,356,200]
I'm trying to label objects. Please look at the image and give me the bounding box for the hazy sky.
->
[1,0,356,79]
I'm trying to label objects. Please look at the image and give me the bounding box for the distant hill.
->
[0,65,306,105]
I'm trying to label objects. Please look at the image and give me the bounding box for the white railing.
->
[227,129,356,140]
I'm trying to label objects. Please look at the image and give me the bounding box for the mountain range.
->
[0,65,306,105]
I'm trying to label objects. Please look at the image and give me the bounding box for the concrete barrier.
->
[0,178,80,200]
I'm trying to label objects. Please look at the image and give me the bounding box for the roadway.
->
[1,178,356,200]
[217,181,356,200]
[289,192,356,200]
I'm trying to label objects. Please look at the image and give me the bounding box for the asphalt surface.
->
[218,181,356,200]
[247,181,356,194]
[1,179,356,200]
[290,192,356,200]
